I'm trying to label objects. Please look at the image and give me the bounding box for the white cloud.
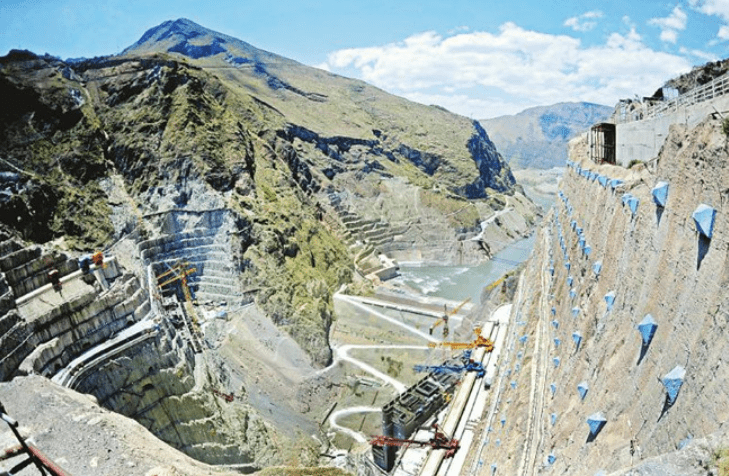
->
[690,0,729,40]
[690,0,729,20]
[648,6,688,43]
[321,23,693,118]
[679,46,719,61]
[564,10,604,32]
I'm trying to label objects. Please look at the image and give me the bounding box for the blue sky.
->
[1,1,728,118]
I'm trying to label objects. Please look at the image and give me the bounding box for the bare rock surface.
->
[0,375,240,476]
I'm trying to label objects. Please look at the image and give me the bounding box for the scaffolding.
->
[589,123,616,165]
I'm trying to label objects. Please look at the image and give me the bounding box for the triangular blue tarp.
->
[598,175,608,187]
[610,179,624,190]
[565,262,571,271]
[662,365,686,404]
[692,204,716,239]
[550,383,557,395]
[572,307,580,317]
[553,357,561,368]
[554,337,561,347]
[578,237,586,249]
[576,226,583,235]
[551,306,556,316]
[510,381,517,389]
[652,181,669,207]
[500,416,506,427]
[551,320,559,329]
[577,381,589,400]
[570,288,577,300]
[519,335,528,344]
[547,453,556,465]
[604,291,616,311]
[573,331,582,349]
[622,194,639,215]
[584,245,592,256]
[593,261,602,276]
[571,220,577,230]
[551,413,557,425]
[637,314,658,346]
[587,412,607,436]
[567,275,574,286]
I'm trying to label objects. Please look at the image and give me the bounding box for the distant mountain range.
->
[480,102,613,170]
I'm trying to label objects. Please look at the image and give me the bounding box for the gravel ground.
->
[0,375,239,476]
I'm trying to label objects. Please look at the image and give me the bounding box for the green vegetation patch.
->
[715,448,729,476]
[418,188,481,231]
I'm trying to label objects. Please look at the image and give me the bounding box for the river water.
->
[393,233,536,304]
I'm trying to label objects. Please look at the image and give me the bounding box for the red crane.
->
[370,424,460,459]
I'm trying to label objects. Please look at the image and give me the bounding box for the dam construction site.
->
[2,16,729,476]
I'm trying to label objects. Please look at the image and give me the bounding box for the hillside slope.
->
[481,116,729,475]
[480,102,612,170]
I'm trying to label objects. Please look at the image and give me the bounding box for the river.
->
[393,233,536,303]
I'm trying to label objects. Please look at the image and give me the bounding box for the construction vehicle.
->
[428,326,495,352]
[370,422,460,459]
[429,298,471,338]
[91,250,104,268]
[47,269,61,292]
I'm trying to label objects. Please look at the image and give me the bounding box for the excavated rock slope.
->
[482,116,729,475]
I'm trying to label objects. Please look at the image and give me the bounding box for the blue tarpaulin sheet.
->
[652,181,669,207]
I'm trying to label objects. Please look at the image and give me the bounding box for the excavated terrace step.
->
[0,239,22,258]
[3,252,78,298]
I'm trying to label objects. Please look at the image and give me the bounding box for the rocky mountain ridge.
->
[480,102,612,170]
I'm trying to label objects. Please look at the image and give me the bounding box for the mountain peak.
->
[121,18,259,60]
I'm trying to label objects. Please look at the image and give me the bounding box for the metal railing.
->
[618,72,729,124]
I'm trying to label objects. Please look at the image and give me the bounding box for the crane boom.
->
[370,424,460,459]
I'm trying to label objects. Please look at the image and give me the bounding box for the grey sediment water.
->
[394,233,536,304]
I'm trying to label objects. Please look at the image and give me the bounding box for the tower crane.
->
[156,262,203,353]
[429,298,471,338]
[156,263,197,304]
[414,350,487,377]
[428,326,494,352]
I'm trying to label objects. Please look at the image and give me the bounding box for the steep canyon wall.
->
[482,116,729,475]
